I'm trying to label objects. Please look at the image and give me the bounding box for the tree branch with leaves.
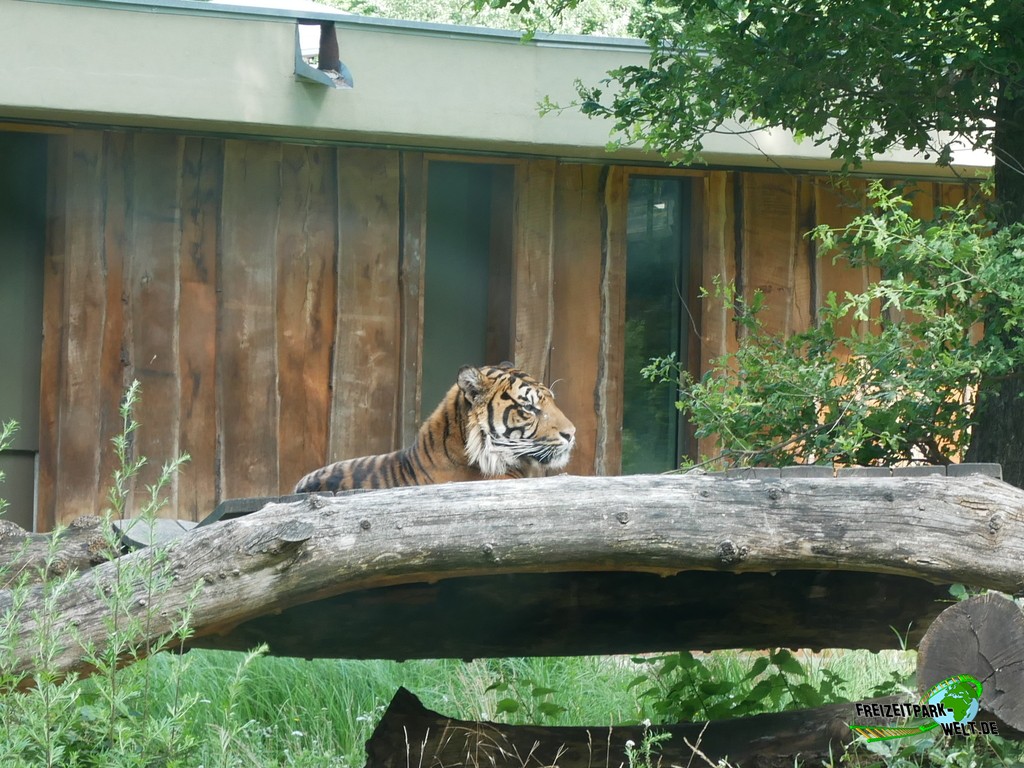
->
[647,183,1024,468]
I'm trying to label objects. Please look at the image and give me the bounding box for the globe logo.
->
[850,673,994,741]
[925,674,983,728]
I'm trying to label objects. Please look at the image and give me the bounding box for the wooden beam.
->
[740,172,809,337]
[398,152,427,445]
[551,163,604,475]
[812,178,870,338]
[3,473,1021,683]
[54,131,108,525]
[365,687,908,768]
[129,132,185,512]
[594,166,627,475]
[275,144,338,493]
[330,148,402,461]
[177,137,224,521]
[697,171,736,459]
[219,140,283,499]
[512,159,556,382]
[38,133,69,531]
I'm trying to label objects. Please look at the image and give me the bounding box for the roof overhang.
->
[0,0,991,177]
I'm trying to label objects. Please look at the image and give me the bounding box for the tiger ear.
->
[457,366,485,402]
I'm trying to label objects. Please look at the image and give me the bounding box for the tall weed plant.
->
[0,381,196,767]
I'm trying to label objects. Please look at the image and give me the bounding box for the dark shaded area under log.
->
[190,569,951,659]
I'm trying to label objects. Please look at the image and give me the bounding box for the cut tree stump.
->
[917,593,1024,732]
[366,686,895,768]
[1,473,1022,683]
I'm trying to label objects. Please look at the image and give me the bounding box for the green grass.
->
[110,651,653,766]
[86,646,919,767]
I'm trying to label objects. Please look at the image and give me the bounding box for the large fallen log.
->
[365,686,888,768]
[1,473,1022,682]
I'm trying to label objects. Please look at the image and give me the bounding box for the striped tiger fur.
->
[293,362,576,492]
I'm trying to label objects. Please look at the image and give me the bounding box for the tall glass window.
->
[421,162,513,411]
[621,177,692,473]
[0,132,46,530]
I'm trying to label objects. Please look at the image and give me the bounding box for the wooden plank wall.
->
[41,131,359,526]
[38,128,973,526]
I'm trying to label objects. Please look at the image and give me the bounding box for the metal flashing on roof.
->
[23,0,650,52]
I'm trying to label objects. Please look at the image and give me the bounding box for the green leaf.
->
[769,649,806,677]
[743,656,770,680]
[494,698,520,715]
[536,701,567,718]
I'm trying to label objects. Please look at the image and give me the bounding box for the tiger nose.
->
[560,426,576,444]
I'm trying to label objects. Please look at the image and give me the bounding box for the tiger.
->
[293,362,576,493]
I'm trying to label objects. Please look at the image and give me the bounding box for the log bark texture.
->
[2,473,1022,682]
[0,517,114,587]
[366,686,891,768]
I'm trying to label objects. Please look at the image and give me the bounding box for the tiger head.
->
[457,362,576,477]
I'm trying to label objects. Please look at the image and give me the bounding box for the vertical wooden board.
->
[793,176,816,333]
[595,165,628,475]
[550,163,603,476]
[37,134,69,530]
[275,143,338,493]
[127,133,184,514]
[699,172,737,371]
[740,172,802,337]
[398,152,426,446]
[94,133,131,512]
[513,159,556,382]
[683,176,706,458]
[54,131,107,524]
[178,137,223,520]
[697,171,737,459]
[218,139,281,499]
[939,181,970,210]
[329,148,402,461]
[814,178,870,338]
[904,181,938,220]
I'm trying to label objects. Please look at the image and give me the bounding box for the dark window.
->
[421,162,513,411]
[621,177,692,474]
[0,132,47,530]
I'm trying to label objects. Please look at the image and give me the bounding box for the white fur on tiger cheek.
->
[465,426,516,476]
[547,444,572,471]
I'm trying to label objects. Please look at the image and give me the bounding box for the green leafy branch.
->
[648,183,1024,468]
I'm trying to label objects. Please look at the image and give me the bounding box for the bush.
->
[647,182,1024,468]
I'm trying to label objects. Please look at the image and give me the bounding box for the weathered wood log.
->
[366,686,893,768]
[1,474,1022,682]
[918,593,1024,732]
[0,516,113,587]
[0,516,199,588]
